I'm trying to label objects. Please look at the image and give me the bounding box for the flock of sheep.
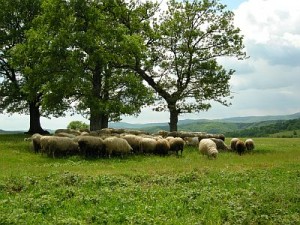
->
[28,128,255,159]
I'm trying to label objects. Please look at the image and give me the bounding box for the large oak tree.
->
[0,0,51,134]
[14,0,154,131]
[125,0,247,131]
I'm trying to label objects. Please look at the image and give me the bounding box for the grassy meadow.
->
[0,134,299,224]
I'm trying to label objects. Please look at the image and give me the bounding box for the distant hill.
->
[225,118,300,137]
[0,129,25,134]
[1,112,300,136]
[218,112,300,123]
[109,112,300,134]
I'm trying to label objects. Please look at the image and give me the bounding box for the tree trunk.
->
[168,104,179,132]
[25,101,48,135]
[90,109,102,131]
[101,114,109,128]
[90,111,109,131]
[89,62,111,131]
[90,62,103,131]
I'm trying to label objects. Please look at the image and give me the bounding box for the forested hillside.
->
[139,118,300,137]
[225,118,300,137]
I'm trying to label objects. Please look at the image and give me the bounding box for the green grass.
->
[0,134,299,224]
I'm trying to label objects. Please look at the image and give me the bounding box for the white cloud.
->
[216,0,300,119]
[235,0,300,46]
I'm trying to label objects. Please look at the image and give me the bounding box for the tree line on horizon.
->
[0,0,246,134]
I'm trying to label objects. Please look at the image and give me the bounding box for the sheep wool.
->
[40,136,52,155]
[31,133,43,153]
[199,139,218,159]
[236,140,246,155]
[75,136,104,158]
[168,137,185,156]
[245,139,255,151]
[184,137,199,147]
[103,137,133,157]
[230,138,240,151]
[210,138,229,151]
[139,138,157,154]
[155,138,170,156]
[121,134,143,154]
[47,136,79,158]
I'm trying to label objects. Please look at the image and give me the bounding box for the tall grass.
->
[0,134,299,224]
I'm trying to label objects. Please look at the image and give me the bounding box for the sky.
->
[1,0,300,130]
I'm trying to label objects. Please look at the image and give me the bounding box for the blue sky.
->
[1,0,300,130]
[221,0,245,9]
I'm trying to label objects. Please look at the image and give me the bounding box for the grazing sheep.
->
[40,136,52,155]
[103,137,133,158]
[121,134,143,154]
[54,128,81,136]
[31,133,43,153]
[210,138,229,151]
[47,136,79,158]
[155,138,170,156]
[245,139,255,151]
[54,132,76,138]
[236,140,246,155]
[167,137,185,156]
[80,131,90,136]
[157,130,169,138]
[230,138,240,151]
[184,137,199,147]
[75,136,104,158]
[198,139,218,159]
[139,138,157,154]
[217,134,225,142]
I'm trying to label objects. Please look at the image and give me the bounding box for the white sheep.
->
[139,137,157,154]
[80,131,90,136]
[31,133,43,153]
[54,132,76,138]
[103,137,133,158]
[54,128,81,136]
[46,136,79,158]
[74,136,104,158]
[230,138,240,151]
[121,134,143,154]
[184,137,199,147]
[245,139,255,151]
[198,139,218,159]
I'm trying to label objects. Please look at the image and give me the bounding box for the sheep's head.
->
[211,152,218,159]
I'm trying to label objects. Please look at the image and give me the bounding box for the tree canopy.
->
[10,0,155,131]
[0,0,50,134]
[1,0,247,132]
[126,0,247,131]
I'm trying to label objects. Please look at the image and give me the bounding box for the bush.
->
[67,121,89,130]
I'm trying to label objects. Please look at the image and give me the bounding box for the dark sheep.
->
[155,138,170,156]
[210,138,229,151]
[75,136,104,158]
[236,140,246,155]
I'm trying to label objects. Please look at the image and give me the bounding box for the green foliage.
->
[15,0,155,129]
[226,118,300,137]
[0,135,300,224]
[67,121,89,131]
[0,0,42,114]
[124,0,247,131]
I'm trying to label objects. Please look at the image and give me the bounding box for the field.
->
[0,134,299,224]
